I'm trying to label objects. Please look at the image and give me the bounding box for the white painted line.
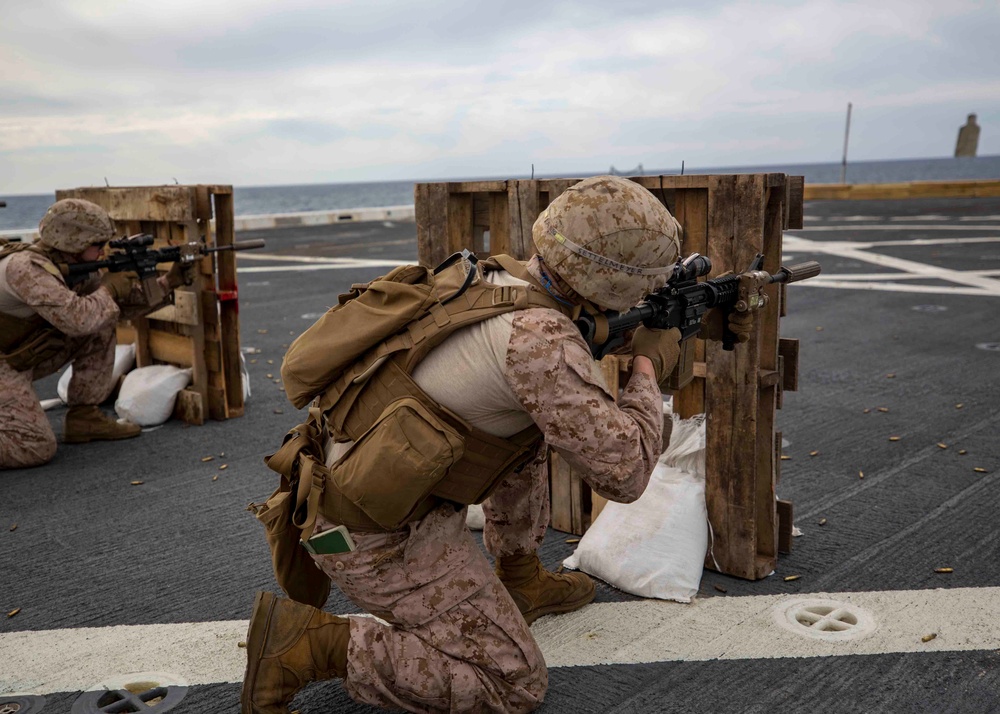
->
[784,234,1000,296]
[799,225,1000,231]
[801,281,998,296]
[811,270,1000,281]
[2,587,999,695]
[889,215,949,221]
[851,236,1000,248]
[959,215,1000,221]
[238,262,409,273]
[537,587,1000,666]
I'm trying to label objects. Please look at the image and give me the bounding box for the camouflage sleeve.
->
[5,253,119,336]
[504,309,663,503]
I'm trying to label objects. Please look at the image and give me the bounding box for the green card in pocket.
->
[302,524,356,555]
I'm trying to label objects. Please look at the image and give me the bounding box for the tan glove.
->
[162,261,192,290]
[631,327,682,385]
[701,308,755,344]
[101,271,138,302]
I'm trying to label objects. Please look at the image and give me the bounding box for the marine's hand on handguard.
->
[698,308,756,344]
[700,306,755,344]
[162,261,193,290]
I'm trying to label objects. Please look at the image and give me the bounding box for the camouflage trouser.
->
[311,504,547,713]
[0,324,116,469]
[482,447,551,558]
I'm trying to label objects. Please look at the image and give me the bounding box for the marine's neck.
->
[526,255,581,306]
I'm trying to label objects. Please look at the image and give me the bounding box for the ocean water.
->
[3,155,998,232]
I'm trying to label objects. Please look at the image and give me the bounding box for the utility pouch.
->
[249,417,331,608]
[1,327,66,372]
[330,397,464,530]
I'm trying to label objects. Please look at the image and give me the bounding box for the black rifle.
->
[62,233,266,303]
[575,253,822,359]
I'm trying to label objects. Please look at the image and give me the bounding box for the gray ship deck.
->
[3,196,1000,713]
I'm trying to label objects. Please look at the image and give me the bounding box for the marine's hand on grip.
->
[101,270,139,302]
[630,326,682,385]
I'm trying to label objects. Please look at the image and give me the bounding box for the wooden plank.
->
[194,185,213,221]
[472,193,490,254]
[489,191,511,257]
[145,288,199,326]
[632,175,712,191]
[148,329,196,367]
[549,452,575,534]
[207,385,228,421]
[787,176,805,229]
[115,324,137,345]
[569,472,585,534]
[779,338,800,392]
[204,340,223,374]
[754,184,785,575]
[214,190,244,419]
[55,186,197,222]
[703,174,765,579]
[441,180,508,193]
[541,180,574,213]
[131,315,152,367]
[672,188,708,419]
[777,499,794,554]
[631,176,677,214]
[173,388,204,426]
[509,180,539,260]
[803,179,1000,201]
[447,193,474,256]
[776,356,784,411]
[416,183,450,267]
[775,431,783,485]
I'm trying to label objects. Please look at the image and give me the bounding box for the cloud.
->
[2,0,998,193]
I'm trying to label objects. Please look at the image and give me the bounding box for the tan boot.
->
[241,591,350,714]
[63,405,141,444]
[496,553,596,625]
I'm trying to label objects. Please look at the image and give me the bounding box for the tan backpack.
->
[253,252,567,605]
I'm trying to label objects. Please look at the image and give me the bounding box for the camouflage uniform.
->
[306,255,663,713]
[0,250,119,468]
[245,176,678,714]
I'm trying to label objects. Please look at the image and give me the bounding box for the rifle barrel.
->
[773,261,822,284]
[205,239,266,253]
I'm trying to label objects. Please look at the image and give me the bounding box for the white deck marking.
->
[800,282,1000,296]
[810,270,1000,281]
[2,587,998,695]
[800,224,1000,231]
[784,234,1000,296]
[236,255,416,273]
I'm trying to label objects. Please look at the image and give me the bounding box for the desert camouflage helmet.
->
[532,175,682,312]
[37,199,115,254]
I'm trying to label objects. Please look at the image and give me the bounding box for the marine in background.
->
[242,176,755,713]
[0,198,163,469]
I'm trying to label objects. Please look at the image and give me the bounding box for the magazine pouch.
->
[330,397,465,530]
[249,416,331,608]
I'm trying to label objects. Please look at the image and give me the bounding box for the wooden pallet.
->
[54,185,245,425]
[414,174,805,580]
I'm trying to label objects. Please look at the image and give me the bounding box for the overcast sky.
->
[3,0,998,194]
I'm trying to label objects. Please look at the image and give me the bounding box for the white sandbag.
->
[466,503,485,530]
[240,352,252,401]
[563,413,708,603]
[114,365,192,427]
[57,343,136,404]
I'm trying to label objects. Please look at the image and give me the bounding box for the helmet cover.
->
[532,175,681,312]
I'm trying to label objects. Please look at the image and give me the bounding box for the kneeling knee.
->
[0,431,57,469]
